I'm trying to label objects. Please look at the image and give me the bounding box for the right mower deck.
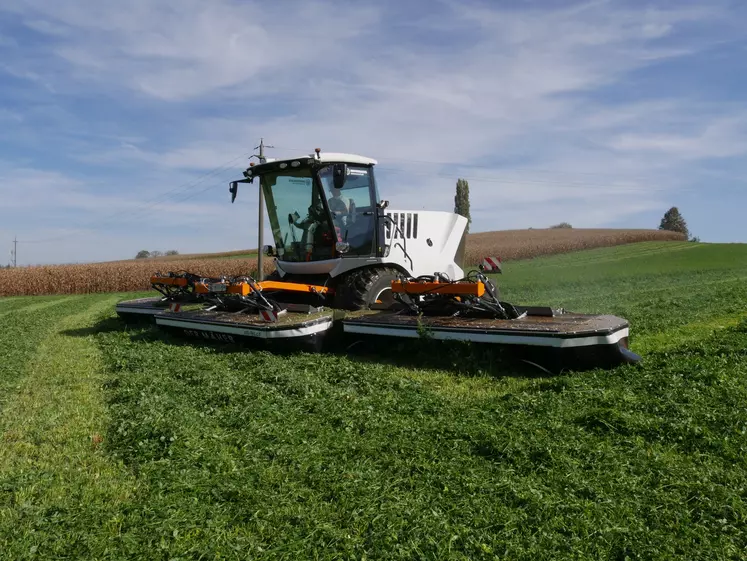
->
[342,307,640,372]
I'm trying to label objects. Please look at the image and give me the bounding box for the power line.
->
[375,165,732,195]
[10,143,733,250]
[18,151,251,244]
[272,144,747,188]
[269,145,661,183]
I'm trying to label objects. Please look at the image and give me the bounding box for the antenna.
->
[11,236,17,267]
[254,137,274,163]
[253,138,274,280]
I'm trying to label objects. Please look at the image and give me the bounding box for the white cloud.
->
[0,0,744,262]
[8,0,380,101]
[608,116,747,159]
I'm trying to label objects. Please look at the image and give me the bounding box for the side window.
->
[319,165,377,256]
[319,165,375,214]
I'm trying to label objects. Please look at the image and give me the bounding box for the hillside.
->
[131,227,686,264]
[0,228,686,297]
[463,227,685,262]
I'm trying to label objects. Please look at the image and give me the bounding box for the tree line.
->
[135,250,179,259]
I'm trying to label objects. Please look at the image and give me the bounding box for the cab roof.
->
[264,151,377,166]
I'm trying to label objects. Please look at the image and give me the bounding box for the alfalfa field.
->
[0,240,746,560]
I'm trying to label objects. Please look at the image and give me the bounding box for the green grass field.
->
[1,241,746,560]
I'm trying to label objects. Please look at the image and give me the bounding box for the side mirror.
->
[229,181,238,203]
[263,245,275,257]
[378,200,389,209]
[332,163,348,190]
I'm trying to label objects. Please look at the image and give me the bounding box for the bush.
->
[165,250,179,256]
[550,222,573,229]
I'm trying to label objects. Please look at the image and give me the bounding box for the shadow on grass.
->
[61,316,130,338]
[62,314,553,379]
[63,314,327,357]
[342,337,549,379]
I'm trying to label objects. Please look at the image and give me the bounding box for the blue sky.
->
[1,0,746,265]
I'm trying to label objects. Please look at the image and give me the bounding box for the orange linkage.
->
[195,280,333,295]
[391,280,485,297]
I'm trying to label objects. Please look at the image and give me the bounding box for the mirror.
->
[263,245,275,257]
[332,163,348,190]
[229,181,238,203]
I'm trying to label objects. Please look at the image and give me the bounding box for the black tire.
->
[334,267,400,310]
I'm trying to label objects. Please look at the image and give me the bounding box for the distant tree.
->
[454,178,471,234]
[150,250,164,258]
[550,222,572,229]
[659,207,689,238]
[135,250,150,259]
[165,250,179,256]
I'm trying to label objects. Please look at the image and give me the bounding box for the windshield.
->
[318,165,377,256]
[261,169,337,262]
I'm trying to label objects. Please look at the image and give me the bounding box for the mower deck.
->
[154,308,335,351]
[115,272,642,371]
[342,308,640,372]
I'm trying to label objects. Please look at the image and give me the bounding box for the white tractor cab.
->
[229,148,468,309]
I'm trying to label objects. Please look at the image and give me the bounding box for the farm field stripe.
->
[0,295,138,559]
[633,314,746,355]
[0,296,90,405]
[0,295,81,319]
[504,242,698,270]
[526,275,747,304]
[525,243,697,268]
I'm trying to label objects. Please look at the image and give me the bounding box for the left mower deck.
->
[154,308,336,351]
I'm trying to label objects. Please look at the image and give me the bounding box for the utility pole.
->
[254,138,273,280]
[11,236,17,267]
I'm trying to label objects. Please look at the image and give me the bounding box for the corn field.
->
[0,229,686,297]
[463,228,686,264]
[0,258,275,297]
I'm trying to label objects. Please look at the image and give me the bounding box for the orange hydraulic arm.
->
[194,280,333,296]
[391,280,485,297]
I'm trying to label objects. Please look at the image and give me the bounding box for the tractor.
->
[229,148,468,310]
